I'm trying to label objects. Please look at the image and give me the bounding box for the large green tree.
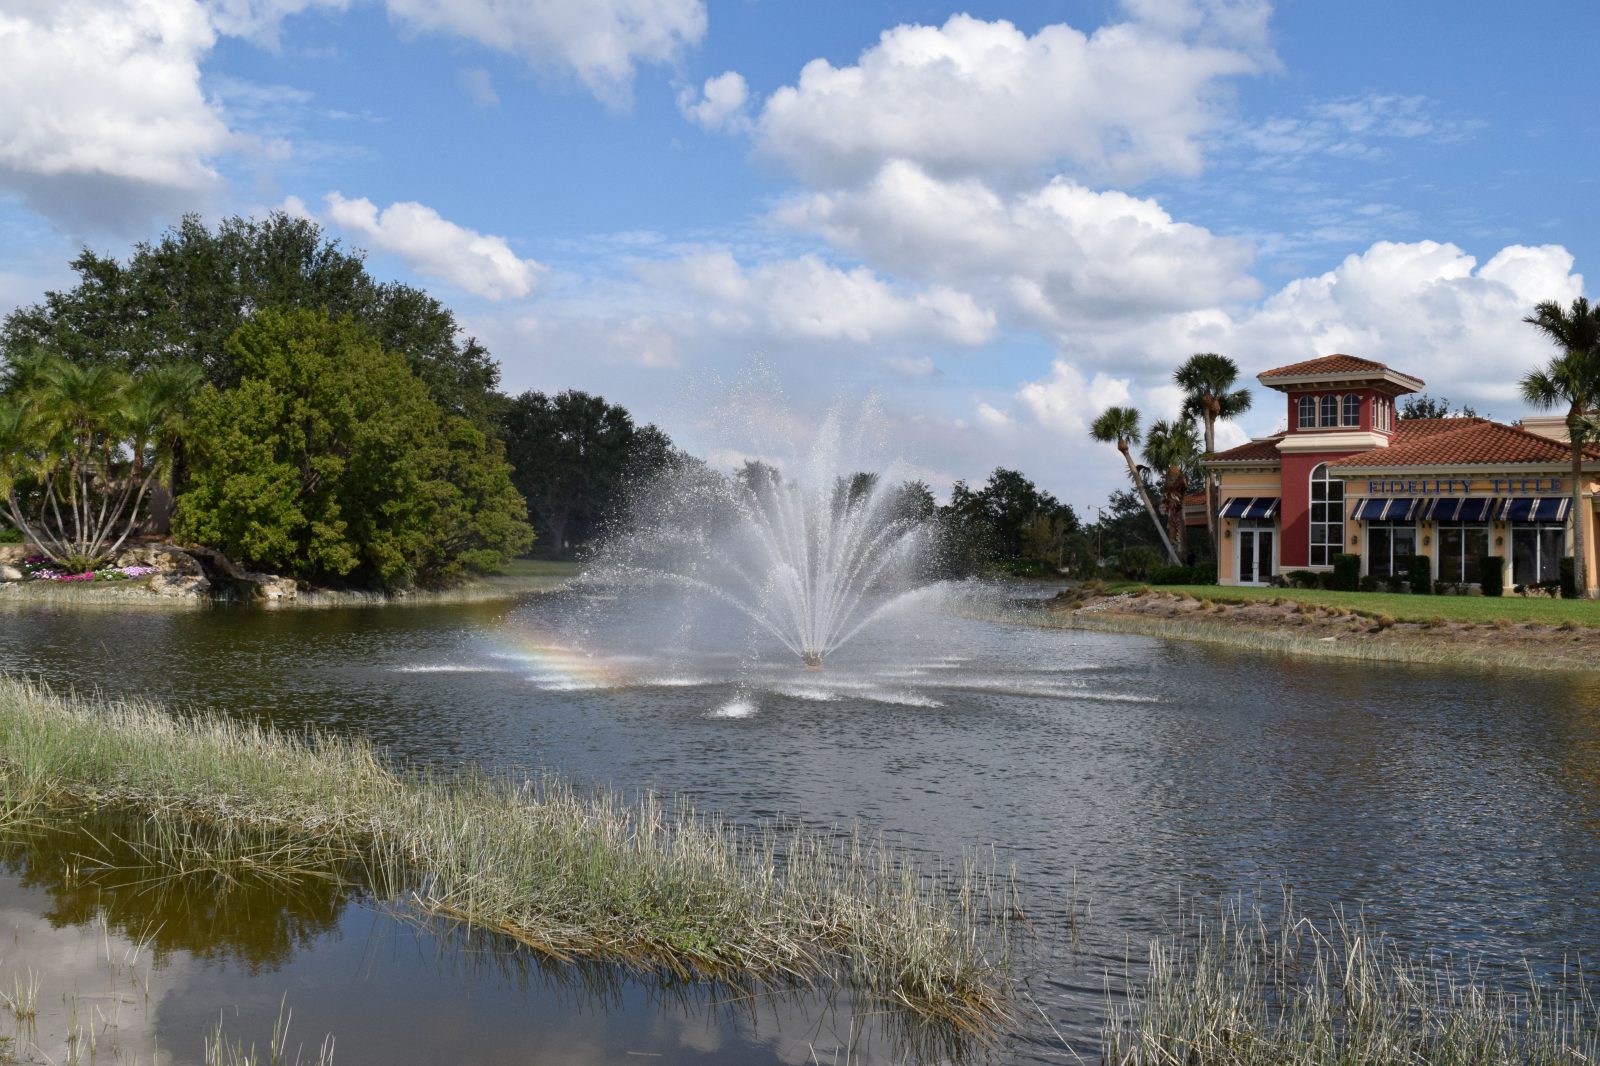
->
[1174,352,1251,556]
[500,390,675,553]
[1,213,503,428]
[0,354,200,569]
[1521,297,1600,599]
[174,309,530,588]
[1091,406,1178,564]
[936,468,1079,573]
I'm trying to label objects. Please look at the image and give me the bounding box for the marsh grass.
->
[0,677,1016,1033]
[1105,900,1599,1066]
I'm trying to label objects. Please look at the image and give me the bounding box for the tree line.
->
[0,211,1108,587]
[0,214,673,587]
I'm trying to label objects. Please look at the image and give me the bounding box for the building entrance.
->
[1237,522,1276,585]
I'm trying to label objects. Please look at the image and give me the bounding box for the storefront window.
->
[1437,523,1491,584]
[1511,525,1565,585]
[1342,394,1360,427]
[1367,520,1417,578]
[1309,463,1343,566]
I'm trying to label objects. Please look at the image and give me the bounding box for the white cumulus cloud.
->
[637,251,996,346]
[0,0,229,230]
[677,71,750,132]
[755,12,1266,188]
[323,193,545,299]
[778,161,1258,336]
[382,0,705,105]
[1017,360,1135,436]
[207,0,703,102]
[1233,240,1584,410]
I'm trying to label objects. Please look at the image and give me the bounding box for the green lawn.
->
[1116,583,1600,627]
[492,557,585,579]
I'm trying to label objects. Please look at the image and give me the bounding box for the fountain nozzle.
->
[801,653,823,670]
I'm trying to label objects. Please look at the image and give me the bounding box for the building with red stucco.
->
[1204,354,1600,591]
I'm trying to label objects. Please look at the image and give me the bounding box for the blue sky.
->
[1,0,1595,510]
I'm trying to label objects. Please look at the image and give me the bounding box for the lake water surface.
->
[3,586,1598,1063]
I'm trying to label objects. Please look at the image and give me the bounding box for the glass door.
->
[1237,526,1275,585]
[1238,529,1257,584]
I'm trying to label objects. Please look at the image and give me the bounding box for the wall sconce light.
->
[1496,535,1504,547]
[1224,528,1232,539]
[1351,534,1359,545]
[1423,535,1431,547]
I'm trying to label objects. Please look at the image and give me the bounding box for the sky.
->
[1,0,1596,511]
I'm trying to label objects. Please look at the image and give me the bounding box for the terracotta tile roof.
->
[1331,418,1600,468]
[1390,417,1490,442]
[1205,434,1285,463]
[1259,353,1393,378]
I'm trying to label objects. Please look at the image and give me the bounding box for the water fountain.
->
[590,406,941,670]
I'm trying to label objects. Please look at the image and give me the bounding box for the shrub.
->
[1560,556,1577,600]
[1284,569,1315,589]
[1477,555,1505,596]
[1332,553,1361,591]
[1316,571,1338,590]
[1358,575,1379,593]
[1406,553,1432,595]
[1118,544,1164,580]
[1148,563,1217,585]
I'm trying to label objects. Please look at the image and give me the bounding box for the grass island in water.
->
[0,676,1018,1035]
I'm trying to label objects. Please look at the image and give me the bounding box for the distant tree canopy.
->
[940,467,1081,574]
[1,213,504,428]
[1400,394,1478,420]
[500,389,676,554]
[174,309,530,588]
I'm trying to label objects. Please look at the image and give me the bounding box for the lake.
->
[2,584,1597,1063]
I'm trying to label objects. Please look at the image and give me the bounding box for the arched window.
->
[1309,462,1344,566]
[1320,394,1338,428]
[1298,395,1316,429]
[1342,394,1360,427]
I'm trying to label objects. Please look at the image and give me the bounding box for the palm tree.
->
[1175,352,1252,556]
[1522,297,1600,599]
[1144,417,1203,562]
[1091,406,1178,564]
[0,354,200,569]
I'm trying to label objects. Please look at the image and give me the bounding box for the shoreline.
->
[0,566,578,611]
[983,588,1600,673]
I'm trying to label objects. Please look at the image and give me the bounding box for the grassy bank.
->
[294,558,581,607]
[982,583,1600,672]
[0,558,582,610]
[1031,608,1471,666]
[1107,900,1598,1066]
[1120,582,1600,627]
[0,677,1015,1033]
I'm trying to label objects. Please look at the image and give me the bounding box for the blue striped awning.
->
[1425,497,1497,522]
[1352,498,1421,521]
[1501,496,1570,523]
[1219,497,1280,520]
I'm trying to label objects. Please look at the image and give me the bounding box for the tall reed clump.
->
[0,676,1016,1033]
[1104,900,1599,1066]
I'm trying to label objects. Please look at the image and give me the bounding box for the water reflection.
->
[3,816,352,968]
[0,813,975,1065]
